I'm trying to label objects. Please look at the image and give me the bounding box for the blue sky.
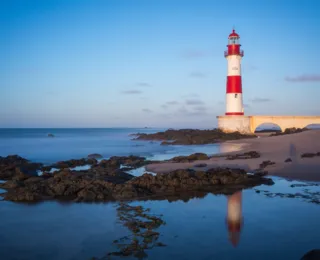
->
[1,0,320,128]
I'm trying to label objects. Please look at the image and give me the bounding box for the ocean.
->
[0,128,229,164]
[0,128,319,260]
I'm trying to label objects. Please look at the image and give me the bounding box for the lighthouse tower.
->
[224,29,244,116]
[217,29,250,134]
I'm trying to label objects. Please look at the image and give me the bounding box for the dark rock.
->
[97,155,146,169]
[301,153,317,158]
[49,157,98,169]
[0,155,42,180]
[1,166,274,202]
[301,249,320,260]
[170,153,209,163]
[194,163,208,168]
[226,151,260,160]
[133,128,256,145]
[270,127,307,136]
[284,158,292,162]
[259,160,275,169]
[48,133,54,137]
[16,163,42,176]
[88,153,103,159]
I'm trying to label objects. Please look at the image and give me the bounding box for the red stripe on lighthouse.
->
[226,76,242,93]
[225,112,244,115]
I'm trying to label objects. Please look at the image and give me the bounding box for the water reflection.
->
[226,190,243,247]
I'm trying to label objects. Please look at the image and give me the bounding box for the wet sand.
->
[146,130,320,182]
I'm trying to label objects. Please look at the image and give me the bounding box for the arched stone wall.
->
[217,115,320,134]
[250,116,320,133]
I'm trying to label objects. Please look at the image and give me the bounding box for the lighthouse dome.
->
[228,29,240,38]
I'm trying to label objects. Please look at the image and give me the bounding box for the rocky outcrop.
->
[43,158,98,171]
[0,155,42,180]
[0,154,274,203]
[169,153,209,163]
[270,127,307,136]
[0,164,274,202]
[226,151,260,160]
[259,160,276,169]
[301,152,320,158]
[133,129,256,145]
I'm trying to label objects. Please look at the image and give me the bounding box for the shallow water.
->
[0,128,319,260]
[0,178,319,260]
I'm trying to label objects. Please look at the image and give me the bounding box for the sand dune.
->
[146,130,320,182]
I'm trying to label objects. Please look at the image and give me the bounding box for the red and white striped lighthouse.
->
[224,29,244,116]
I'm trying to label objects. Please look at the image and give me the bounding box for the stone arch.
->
[252,121,284,133]
[304,123,320,130]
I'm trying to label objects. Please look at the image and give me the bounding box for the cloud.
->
[285,74,320,82]
[193,106,207,112]
[175,105,209,117]
[137,82,152,87]
[182,93,199,98]
[166,101,179,105]
[161,101,179,109]
[250,98,272,103]
[185,99,204,105]
[142,108,152,113]
[189,71,207,78]
[181,50,207,59]
[121,90,142,94]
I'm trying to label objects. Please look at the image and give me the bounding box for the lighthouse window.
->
[235,94,238,98]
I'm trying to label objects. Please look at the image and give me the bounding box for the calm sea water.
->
[0,128,229,164]
[0,128,319,260]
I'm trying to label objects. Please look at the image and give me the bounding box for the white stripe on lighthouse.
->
[227,55,241,76]
[226,93,243,113]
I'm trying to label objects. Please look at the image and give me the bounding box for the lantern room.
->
[224,29,244,57]
[228,29,240,45]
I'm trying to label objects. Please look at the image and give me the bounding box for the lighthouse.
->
[217,30,251,134]
[217,29,250,133]
[224,29,244,116]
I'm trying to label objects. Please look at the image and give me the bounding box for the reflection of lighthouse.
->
[226,191,243,247]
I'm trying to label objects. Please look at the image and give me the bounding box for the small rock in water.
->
[87,153,103,159]
[284,158,292,163]
[48,133,54,137]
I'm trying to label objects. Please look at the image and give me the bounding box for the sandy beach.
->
[146,130,320,182]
